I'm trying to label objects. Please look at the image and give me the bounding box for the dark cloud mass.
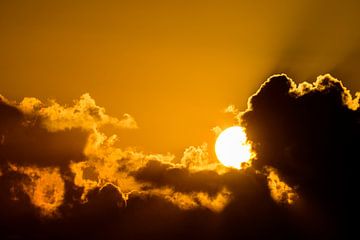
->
[240,74,359,238]
[0,75,359,239]
[0,100,87,168]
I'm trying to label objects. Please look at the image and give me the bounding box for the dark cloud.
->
[241,74,359,238]
[0,75,358,239]
[134,160,223,195]
[0,99,88,169]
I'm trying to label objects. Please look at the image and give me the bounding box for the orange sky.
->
[1,0,359,154]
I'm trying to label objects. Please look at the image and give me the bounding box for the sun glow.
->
[215,126,252,169]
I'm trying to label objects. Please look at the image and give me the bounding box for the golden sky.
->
[0,1,359,237]
[1,0,359,155]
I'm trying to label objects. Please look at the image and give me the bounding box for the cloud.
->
[0,75,358,239]
[0,97,87,168]
[19,93,138,131]
[9,164,65,217]
[239,73,359,238]
[265,166,298,205]
[0,94,235,217]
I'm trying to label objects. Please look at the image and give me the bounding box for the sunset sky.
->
[1,0,360,154]
[0,1,359,239]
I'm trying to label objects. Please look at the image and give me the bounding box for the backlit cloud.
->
[0,74,358,239]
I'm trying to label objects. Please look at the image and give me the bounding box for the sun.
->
[215,126,252,169]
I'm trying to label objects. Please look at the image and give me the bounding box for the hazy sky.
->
[1,0,359,154]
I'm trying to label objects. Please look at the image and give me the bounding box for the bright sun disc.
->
[215,126,251,169]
